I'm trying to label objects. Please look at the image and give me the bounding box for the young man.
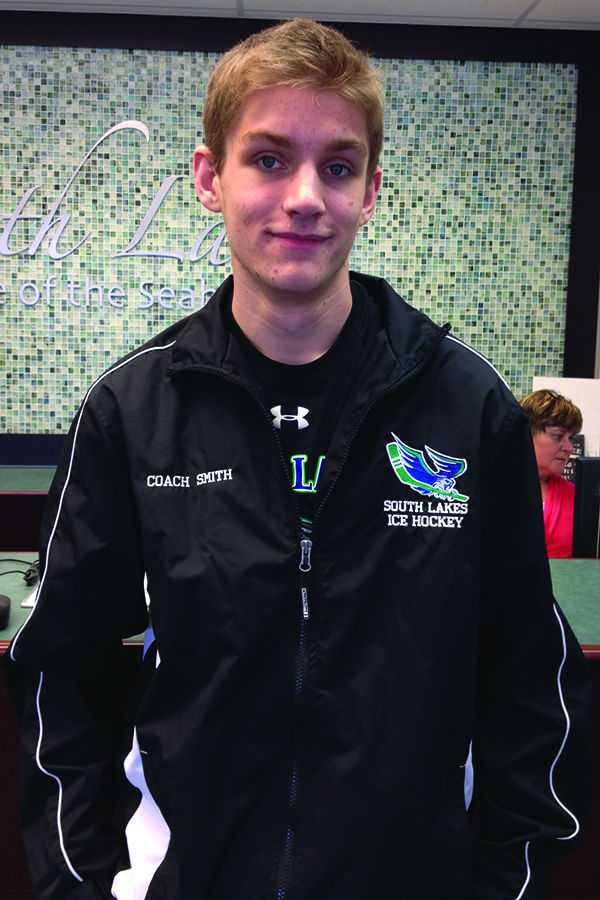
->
[8,19,591,900]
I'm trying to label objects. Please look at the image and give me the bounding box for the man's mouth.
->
[269,231,331,244]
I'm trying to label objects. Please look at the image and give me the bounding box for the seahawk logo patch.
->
[386,433,470,502]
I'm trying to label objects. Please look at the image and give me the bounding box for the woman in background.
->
[520,389,583,558]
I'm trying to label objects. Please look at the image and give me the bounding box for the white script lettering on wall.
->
[0,121,229,265]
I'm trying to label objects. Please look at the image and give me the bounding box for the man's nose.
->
[282,165,326,216]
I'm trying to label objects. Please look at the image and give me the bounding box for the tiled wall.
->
[0,45,577,432]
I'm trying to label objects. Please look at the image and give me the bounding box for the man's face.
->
[194,86,381,303]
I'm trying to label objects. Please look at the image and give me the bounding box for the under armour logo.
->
[270,405,310,430]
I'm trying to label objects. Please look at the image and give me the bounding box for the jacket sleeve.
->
[472,403,592,900]
[6,385,149,899]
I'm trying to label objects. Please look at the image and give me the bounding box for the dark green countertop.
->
[0,467,55,492]
[548,558,599,648]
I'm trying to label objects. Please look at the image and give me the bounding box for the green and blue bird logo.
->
[386,433,469,502]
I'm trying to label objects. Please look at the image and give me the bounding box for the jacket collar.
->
[169,276,237,374]
[169,272,448,387]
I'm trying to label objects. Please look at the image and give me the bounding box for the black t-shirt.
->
[227,281,379,529]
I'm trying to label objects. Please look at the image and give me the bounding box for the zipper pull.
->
[301,587,310,620]
[299,538,312,573]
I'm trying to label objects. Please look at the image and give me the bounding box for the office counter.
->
[548,558,600,656]
[0,467,55,492]
[0,467,54,552]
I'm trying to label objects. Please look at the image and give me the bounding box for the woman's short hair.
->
[202,18,384,178]
[520,389,583,435]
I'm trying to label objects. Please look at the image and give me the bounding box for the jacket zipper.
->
[171,330,448,900]
[276,527,312,900]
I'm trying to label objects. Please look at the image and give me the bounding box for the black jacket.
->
[8,274,591,900]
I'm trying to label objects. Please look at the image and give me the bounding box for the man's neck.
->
[231,279,353,365]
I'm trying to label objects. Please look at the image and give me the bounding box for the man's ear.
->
[358,166,383,227]
[193,145,222,213]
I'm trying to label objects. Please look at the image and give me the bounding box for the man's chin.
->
[262,266,346,299]
[268,278,326,297]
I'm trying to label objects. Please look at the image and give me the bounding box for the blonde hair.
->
[203,18,384,178]
[520,389,583,434]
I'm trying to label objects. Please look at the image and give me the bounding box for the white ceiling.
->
[0,0,599,29]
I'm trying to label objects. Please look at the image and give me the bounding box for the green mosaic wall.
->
[0,45,577,433]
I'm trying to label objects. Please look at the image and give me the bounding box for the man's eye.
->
[327,163,350,178]
[257,155,281,170]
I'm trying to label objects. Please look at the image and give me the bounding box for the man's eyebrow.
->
[241,131,293,149]
[241,130,368,158]
[325,138,368,158]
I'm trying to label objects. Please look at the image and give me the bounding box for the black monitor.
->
[573,457,600,559]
